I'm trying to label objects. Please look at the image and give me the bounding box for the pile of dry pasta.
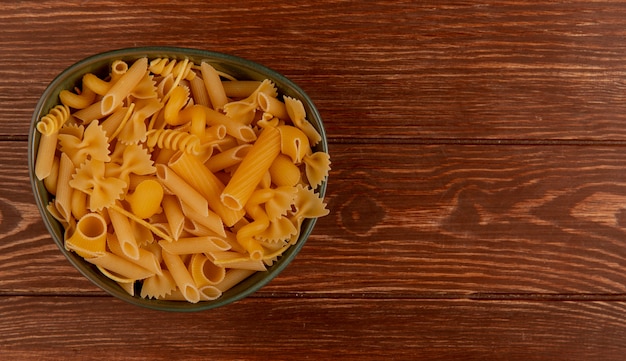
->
[34,57,330,303]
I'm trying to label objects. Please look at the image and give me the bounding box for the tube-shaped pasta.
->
[221,126,281,211]
[159,236,230,255]
[203,107,256,142]
[257,92,289,120]
[86,252,155,281]
[161,249,200,303]
[101,57,148,115]
[163,85,189,126]
[200,62,228,110]
[221,81,262,98]
[168,152,245,227]
[204,144,251,173]
[161,194,185,240]
[214,269,256,292]
[54,153,75,222]
[107,232,163,276]
[190,253,226,286]
[65,212,107,258]
[108,204,140,260]
[155,164,209,218]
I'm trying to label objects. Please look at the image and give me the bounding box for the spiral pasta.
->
[36,104,70,136]
[145,128,202,155]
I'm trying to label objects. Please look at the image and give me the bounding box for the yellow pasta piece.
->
[276,125,310,164]
[168,151,245,227]
[221,126,281,211]
[302,151,331,188]
[146,128,201,155]
[284,96,322,146]
[86,252,155,281]
[125,179,163,219]
[101,57,148,115]
[65,212,107,258]
[200,62,228,110]
[161,249,200,303]
[269,154,302,187]
[190,253,225,286]
[158,236,230,255]
[60,86,97,110]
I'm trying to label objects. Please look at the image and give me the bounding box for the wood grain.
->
[4,1,626,140]
[4,1,626,360]
[5,141,626,297]
[1,296,626,361]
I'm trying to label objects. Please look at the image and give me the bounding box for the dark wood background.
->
[3,1,626,360]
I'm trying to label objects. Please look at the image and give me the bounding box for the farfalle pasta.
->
[34,56,330,303]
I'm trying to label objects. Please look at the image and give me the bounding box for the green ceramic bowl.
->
[28,47,328,311]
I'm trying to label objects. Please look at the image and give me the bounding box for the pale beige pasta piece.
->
[158,236,230,255]
[214,269,256,292]
[204,144,251,173]
[107,232,162,276]
[161,249,200,303]
[130,71,157,99]
[101,57,148,115]
[73,100,108,124]
[146,128,201,155]
[302,151,331,188]
[116,98,162,144]
[35,104,70,180]
[221,126,281,211]
[65,212,108,258]
[179,200,226,237]
[200,62,228,110]
[86,252,155,281]
[203,107,257,142]
[108,203,140,260]
[257,92,289,120]
[155,164,210,218]
[100,106,129,139]
[58,120,111,166]
[54,153,75,222]
[107,143,155,184]
[141,270,177,299]
[223,79,277,125]
[210,251,267,271]
[189,75,212,107]
[149,58,196,81]
[283,96,322,146]
[256,216,298,243]
[70,159,127,212]
[168,151,245,227]
[161,194,185,240]
[43,156,60,195]
[221,80,262,98]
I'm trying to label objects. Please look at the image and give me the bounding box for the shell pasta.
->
[34,56,330,303]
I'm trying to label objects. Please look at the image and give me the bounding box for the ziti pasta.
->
[34,57,330,303]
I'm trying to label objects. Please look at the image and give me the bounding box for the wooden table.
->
[3,1,626,359]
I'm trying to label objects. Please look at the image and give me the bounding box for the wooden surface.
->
[3,1,626,360]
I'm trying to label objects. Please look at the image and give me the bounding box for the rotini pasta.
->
[34,56,330,304]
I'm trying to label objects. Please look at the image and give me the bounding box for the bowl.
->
[28,46,328,311]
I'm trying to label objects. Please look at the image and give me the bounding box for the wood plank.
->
[0,296,625,361]
[3,1,626,140]
[5,141,626,296]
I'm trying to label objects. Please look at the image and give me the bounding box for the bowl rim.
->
[28,46,328,312]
